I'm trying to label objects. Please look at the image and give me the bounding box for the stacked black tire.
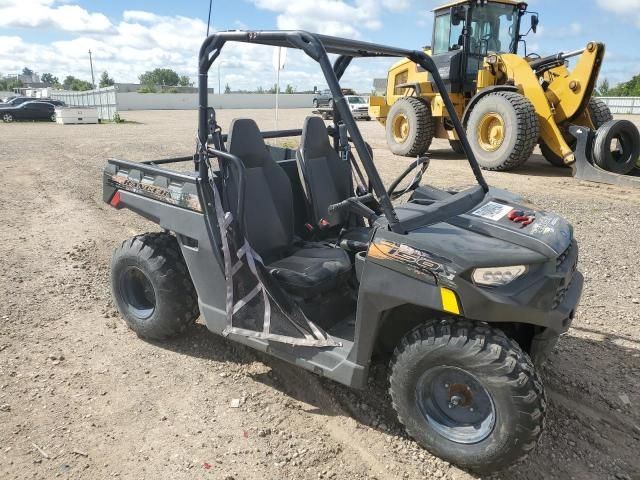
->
[540,97,613,167]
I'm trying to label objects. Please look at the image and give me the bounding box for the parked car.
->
[313,88,361,109]
[345,95,371,120]
[0,96,33,107]
[1,101,57,122]
[312,89,332,108]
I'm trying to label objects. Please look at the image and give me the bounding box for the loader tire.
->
[449,139,465,155]
[588,97,613,127]
[385,97,435,157]
[467,92,539,171]
[592,119,640,174]
[541,97,613,168]
[389,318,546,474]
[111,232,199,340]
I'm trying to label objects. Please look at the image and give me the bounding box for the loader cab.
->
[430,0,526,93]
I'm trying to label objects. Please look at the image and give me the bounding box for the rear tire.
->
[389,319,546,473]
[592,119,640,174]
[588,97,613,127]
[540,97,613,168]
[467,91,539,171]
[313,99,319,108]
[539,141,568,167]
[449,139,465,155]
[111,232,199,340]
[385,97,435,157]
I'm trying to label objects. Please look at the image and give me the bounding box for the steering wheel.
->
[387,156,430,200]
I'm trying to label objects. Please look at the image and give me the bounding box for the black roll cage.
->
[196,30,488,234]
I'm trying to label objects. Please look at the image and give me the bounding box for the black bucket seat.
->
[296,116,372,251]
[225,118,351,298]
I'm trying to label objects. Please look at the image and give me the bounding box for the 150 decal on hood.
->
[367,240,457,286]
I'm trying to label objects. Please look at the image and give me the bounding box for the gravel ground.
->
[0,109,639,480]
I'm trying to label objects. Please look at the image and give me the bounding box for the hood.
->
[449,195,572,258]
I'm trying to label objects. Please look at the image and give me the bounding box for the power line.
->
[206,0,213,37]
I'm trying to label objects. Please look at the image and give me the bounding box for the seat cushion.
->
[268,245,352,298]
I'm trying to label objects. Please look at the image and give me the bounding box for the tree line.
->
[597,75,640,97]
[0,67,195,92]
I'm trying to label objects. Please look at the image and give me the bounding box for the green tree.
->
[256,86,265,94]
[224,83,231,94]
[139,68,180,87]
[99,71,115,88]
[41,73,59,86]
[63,75,94,91]
[284,84,295,94]
[596,78,610,97]
[602,74,640,97]
[178,75,192,87]
[22,67,33,76]
[0,77,22,91]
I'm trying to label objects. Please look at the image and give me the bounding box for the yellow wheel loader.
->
[369,0,640,185]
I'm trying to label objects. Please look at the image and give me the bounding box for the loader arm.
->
[544,42,605,124]
[499,54,576,163]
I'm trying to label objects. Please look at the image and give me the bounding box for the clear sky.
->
[1,0,638,92]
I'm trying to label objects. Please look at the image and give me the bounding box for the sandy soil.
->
[0,109,639,480]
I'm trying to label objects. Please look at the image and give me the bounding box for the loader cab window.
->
[433,12,465,55]
[469,3,519,55]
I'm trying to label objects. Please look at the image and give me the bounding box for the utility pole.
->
[88,49,96,88]
[218,63,221,95]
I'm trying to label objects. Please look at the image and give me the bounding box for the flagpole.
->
[275,47,281,132]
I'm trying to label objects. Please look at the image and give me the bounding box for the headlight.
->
[472,265,527,286]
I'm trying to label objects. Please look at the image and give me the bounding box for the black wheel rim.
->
[415,366,496,444]
[119,266,156,319]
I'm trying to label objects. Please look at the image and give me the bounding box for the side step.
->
[569,125,640,188]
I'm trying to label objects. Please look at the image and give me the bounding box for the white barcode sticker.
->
[471,202,513,221]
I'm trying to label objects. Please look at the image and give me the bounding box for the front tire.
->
[389,319,546,473]
[467,91,539,171]
[111,232,199,340]
[2,112,13,122]
[385,97,435,157]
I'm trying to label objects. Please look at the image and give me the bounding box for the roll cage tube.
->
[196,30,489,234]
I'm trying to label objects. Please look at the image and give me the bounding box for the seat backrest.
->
[297,116,352,227]
[226,118,294,262]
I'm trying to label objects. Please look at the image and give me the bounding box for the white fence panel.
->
[50,87,118,121]
[599,97,640,115]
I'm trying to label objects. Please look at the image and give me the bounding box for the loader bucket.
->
[569,124,640,188]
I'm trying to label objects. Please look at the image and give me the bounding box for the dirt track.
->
[1,109,639,480]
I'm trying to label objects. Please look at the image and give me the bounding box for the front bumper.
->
[455,242,583,364]
[530,270,583,365]
[351,110,370,119]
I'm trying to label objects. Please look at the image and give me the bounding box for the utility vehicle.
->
[369,0,640,186]
[103,30,582,473]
